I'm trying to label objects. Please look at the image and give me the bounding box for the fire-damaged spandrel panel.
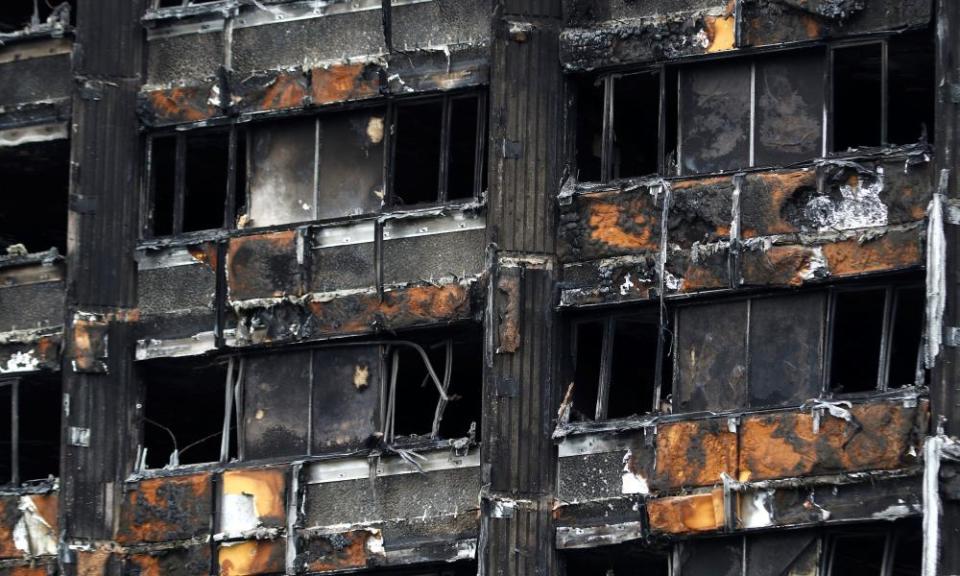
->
[312,346,381,454]
[248,117,316,228]
[679,60,751,175]
[675,300,747,412]
[754,49,824,167]
[242,350,311,460]
[316,108,385,220]
[748,291,826,407]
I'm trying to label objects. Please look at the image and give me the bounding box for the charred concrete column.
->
[933,0,960,573]
[481,1,562,574]
[60,0,145,568]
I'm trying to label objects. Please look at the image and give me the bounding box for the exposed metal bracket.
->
[68,426,90,448]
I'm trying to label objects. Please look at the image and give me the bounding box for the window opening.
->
[447,95,483,200]
[0,0,73,32]
[832,43,884,151]
[316,108,387,219]
[562,544,669,576]
[0,374,61,486]
[611,71,661,179]
[888,32,936,146]
[183,131,230,233]
[140,356,234,469]
[607,316,660,418]
[828,288,887,394]
[574,75,605,182]
[0,139,70,255]
[392,101,445,206]
[827,531,890,576]
[886,286,926,388]
[570,320,604,421]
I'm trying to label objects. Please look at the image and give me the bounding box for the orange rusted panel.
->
[496,272,520,353]
[822,228,923,277]
[187,241,219,271]
[653,420,737,490]
[227,230,301,301]
[646,489,725,535]
[310,63,380,106]
[0,563,53,576]
[140,84,219,126]
[233,70,308,114]
[558,188,663,262]
[306,283,473,335]
[219,540,285,576]
[118,473,213,544]
[705,15,735,53]
[740,170,818,238]
[127,545,212,576]
[739,400,928,482]
[77,549,111,576]
[588,201,658,253]
[740,244,823,287]
[222,468,286,528]
[299,529,384,573]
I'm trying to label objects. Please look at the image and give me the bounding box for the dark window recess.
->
[887,286,926,388]
[0,2,36,31]
[679,59,752,175]
[0,0,74,31]
[563,544,669,576]
[447,96,482,200]
[570,321,603,421]
[663,66,680,176]
[568,312,665,421]
[140,357,232,468]
[393,101,444,206]
[888,32,936,145]
[389,327,482,441]
[890,529,922,576]
[148,129,244,237]
[0,375,61,486]
[833,43,883,151]
[611,72,660,179]
[829,288,886,394]
[678,538,743,576]
[828,532,889,576]
[0,139,70,255]
[755,48,825,166]
[183,131,230,233]
[574,75,604,182]
[362,562,478,576]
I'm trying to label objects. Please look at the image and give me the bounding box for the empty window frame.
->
[824,522,921,576]
[0,0,74,32]
[567,310,670,421]
[144,126,244,238]
[573,69,663,183]
[234,327,482,462]
[390,92,487,206]
[0,139,70,255]
[0,375,61,486]
[562,544,670,576]
[138,356,236,469]
[830,32,936,152]
[827,283,926,395]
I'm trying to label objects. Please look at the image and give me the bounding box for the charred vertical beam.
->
[60,0,145,563]
[933,0,960,573]
[481,1,562,574]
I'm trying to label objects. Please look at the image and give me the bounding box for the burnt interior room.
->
[0,374,61,485]
[562,544,670,576]
[0,0,75,32]
[0,139,69,254]
[139,356,231,468]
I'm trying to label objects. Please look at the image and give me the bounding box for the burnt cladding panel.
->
[747,291,826,407]
[754,48,824,167]
[0,54,72,107]
[311,243,377,292]
[390,0,491,49]
[146,32,224,86]
[0,282,65,332]
[248,117,316,228]
[381,228,486,285]
[316,108,385,219]
[138,262,216,315]
[675,300,748,412]
[679,60,751,175]
[311,345,381,454]
[243,350,311,460]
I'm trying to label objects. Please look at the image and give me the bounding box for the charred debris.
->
[0,0,960,574]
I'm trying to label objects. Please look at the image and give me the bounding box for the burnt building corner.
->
[0,0,959,574]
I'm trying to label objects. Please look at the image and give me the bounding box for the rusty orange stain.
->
[306,530,375,573]
[118,473,212,544]
[822,230,922,277]
[187,242,219,271]
[1,564,54,576]
[741,170,817,238]
[741,244,820,287]
[311,63,380,105]
[77,549,110,576]
[219,540,285,576]
[222,468,285,525]
[654,421,737,489]
[739,400,927,482]
[647,489,725,534]
[705,15,736,53]
[260,73,308,112]
[803,15,822,39]
[146,86,217,123]
[588,203,656,251]
[671,175,732,191]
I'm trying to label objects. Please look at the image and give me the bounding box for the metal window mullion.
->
[473,92,488,199]
[601,75,615,183]
[313,117,321,220]
[307,350,315,456]
[881,39,889,145]
[657,66,667,176]
[878,286,896,391]
[143,136,156,239]
[595,318,615,420]
[653,312,667,413]
[749,60,757,167]
[676,68,684,176]
[880,530,896,576]
[172,133,187,235]
[438,96,453,202]
[385,102,397,208]
[10,379,18,486]
[219,358,235,464]
[225,126,238,229]
[827,47,836,153]
[234,357,246,462]
[823,288,838,394]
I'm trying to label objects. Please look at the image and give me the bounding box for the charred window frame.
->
[566,308,671,422]
[0,375,61,486]
[388,91,488,208]
[824,282,927,396]
[823,521,921,576]
[143,125,244,239]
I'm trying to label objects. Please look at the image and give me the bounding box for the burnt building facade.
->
[0,0,959,574]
